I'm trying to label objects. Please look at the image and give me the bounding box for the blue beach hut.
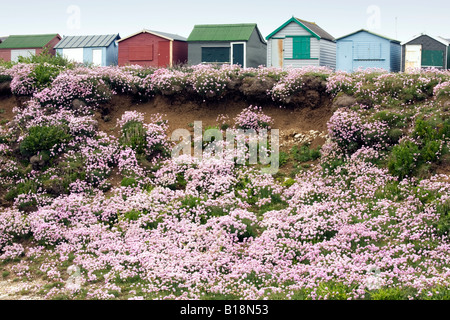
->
[55,34,121,66]
[336,29,401,73]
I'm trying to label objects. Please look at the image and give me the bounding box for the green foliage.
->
[291,144,321,163]
[368,287,415,300]
[30,63,63,90]
[5,179,39,202]
[386,128,404,145]
[121,177,139,188]
[19,125,72,158]
[18,48,75,68]
[387,118,450,179]
[282,178,296,188]
[372,111,406,128]
[123,210,141,221]
[434,199,450,237]
[413,119,439,143]
[120,121,147,154]
[0,74,12,83]
[387,141,420,180]
[279,151,289,168]
[421,140,441,163]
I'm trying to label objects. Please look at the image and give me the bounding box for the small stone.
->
[30,155,46,170]
[72,99,87,111]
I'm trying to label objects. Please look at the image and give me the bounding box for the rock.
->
[239,77,276,100]
[72,99,87,111]
[30,155,47,170]
[333,94,357,110]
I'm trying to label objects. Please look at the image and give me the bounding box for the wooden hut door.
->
[405,45,422,71]
[271,39,284,68]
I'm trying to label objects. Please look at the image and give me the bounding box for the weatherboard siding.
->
[319,40,336,69]
[270,22,312,38]
[105,42,119,66]
[172,40,189,66]
[390,42,401,72]
[119,32,187,67]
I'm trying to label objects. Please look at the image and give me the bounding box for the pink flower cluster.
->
[234,105,273,131]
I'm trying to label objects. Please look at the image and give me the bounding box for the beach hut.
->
[0,34,61,62]
[54,34,120,66]
[336,29,401,72]
[187,23,267,68]
[402,34,450,71]
[118,29,188,68]
[266,17,336,69]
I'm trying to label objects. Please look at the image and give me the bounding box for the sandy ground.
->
[0,280,44,300]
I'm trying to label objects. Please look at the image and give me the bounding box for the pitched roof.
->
[187,24,258,42]
[336,29,400,43]
[266,17,335,41]
[0,37,7,43]
[0,34,60,49]
[54,34,120,49]
[118,29,187,42]
[296,18,335,41]
[401,33,450,46]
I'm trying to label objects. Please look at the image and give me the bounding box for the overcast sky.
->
[1,0,449,42]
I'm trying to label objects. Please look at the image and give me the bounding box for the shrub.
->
[387,141,420,179]
[29,63,63,90]
[372,111,406,128]
[413,119,439,143]
[19,125,72,158]
[118,112,171,161]
[17,48,75,68]
[292,145,321,163]
[120,121,147,154]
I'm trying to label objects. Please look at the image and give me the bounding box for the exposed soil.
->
[96,94,333,150]
[0,94,17,125]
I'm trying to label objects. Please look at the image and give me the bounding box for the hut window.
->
[355,43,381,60]
[202,47,230,63]
[292,36,311,59]
[130,45,153,61]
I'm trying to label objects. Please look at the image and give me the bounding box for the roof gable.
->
[187,24,258,42]
[266,17,335,41]
[402,33,450,46]
[118,29,187,43]
[55,34,120,49]
[0,34,60,49]
[336,29,400,43]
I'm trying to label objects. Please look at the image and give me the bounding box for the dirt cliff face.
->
[94,93,333,146]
